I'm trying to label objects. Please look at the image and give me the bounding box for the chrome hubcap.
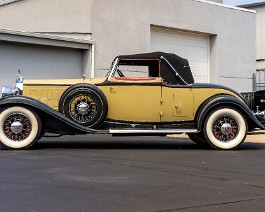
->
[212,115,239,142]
[221,123,232,135]
[77,102,90,115]
[10,121,23,134]
[69,94,98,124]
[3,113,32,141]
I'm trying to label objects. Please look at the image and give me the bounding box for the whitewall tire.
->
[0,106,42,150]
[203,107,247,150]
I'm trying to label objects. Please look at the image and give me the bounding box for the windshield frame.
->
[106,57,119,81]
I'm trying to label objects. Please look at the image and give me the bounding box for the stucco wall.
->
[90,0,255,92]
[0,0,255,92]
[0,0,91,34]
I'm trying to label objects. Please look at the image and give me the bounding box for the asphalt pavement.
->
[0,134,265,212]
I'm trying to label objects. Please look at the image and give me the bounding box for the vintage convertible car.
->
[1,52,265,150]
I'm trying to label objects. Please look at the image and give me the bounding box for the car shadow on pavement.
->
[239,142,265,150]
[32,135,205,150]
[1,135,264,150]
[30,135,265,151]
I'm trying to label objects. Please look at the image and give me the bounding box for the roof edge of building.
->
[239,2,265,8]
[0,29,95,44]
[0,0,22,7]
[194,0,256,13]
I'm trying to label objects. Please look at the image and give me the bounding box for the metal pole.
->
[91,44,95,78]
[253,72,256,92]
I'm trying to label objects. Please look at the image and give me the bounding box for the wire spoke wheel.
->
[69,94,98,124]
[204,107,247,150]
[212,115,239,142]
[3,113,32,142]
[0,106,42,150]
[59,84,108,128]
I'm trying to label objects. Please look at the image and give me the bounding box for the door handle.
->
[110,87,116,93]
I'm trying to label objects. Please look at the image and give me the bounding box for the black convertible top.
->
[118,52,194,84]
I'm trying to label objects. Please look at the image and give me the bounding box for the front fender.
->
[196,95,265,131]
[0,96,103,134]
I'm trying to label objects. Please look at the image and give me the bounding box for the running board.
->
[109,129,198,135]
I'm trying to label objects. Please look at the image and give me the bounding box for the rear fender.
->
[195,95,265,131]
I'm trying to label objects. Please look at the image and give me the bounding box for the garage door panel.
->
[152,42,206,57]
[152,37,207,48]
[0,42,84,95]
[152,31,208,49]
[151,28,209,83]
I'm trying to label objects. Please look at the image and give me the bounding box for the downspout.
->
[91,44,95,78]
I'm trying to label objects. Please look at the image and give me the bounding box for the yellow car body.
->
[23,77,242,123]
[1,52,263,150]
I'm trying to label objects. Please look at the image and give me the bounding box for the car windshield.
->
[106,58,160,80]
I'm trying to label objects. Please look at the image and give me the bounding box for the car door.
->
[161,84,195,122]
[108,77,162,122]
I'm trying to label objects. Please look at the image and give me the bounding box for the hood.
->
[23,78,107,86]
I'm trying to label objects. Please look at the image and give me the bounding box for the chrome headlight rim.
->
[1,85,15,97]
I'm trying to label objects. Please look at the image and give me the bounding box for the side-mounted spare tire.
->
[58,84,108,128]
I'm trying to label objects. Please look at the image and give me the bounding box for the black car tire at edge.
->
[203,107,248,150]
[0,106,42,150]
[59,84,108,128]
[187,132,208,146]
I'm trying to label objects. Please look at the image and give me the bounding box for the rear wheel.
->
[0,106,42,150]
[203,107,247,150]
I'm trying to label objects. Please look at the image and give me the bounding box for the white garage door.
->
[151,28,210,83]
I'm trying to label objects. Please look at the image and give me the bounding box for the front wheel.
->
[203,107,247,150]
[0,106,42,150]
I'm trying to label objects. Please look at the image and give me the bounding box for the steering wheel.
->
[117,69,125,77]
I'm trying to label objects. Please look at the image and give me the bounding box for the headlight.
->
[1,75,24,98]
[2,86,15,97]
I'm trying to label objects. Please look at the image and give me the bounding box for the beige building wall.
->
[89,0,255,92]
[0,0,91,34]
[255,6,265,70]
[0,0,256,92]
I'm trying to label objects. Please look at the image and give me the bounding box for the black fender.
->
[0,96,105,134]
[195,94,265,132]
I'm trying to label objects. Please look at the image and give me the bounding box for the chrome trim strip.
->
[109,129,198,134]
